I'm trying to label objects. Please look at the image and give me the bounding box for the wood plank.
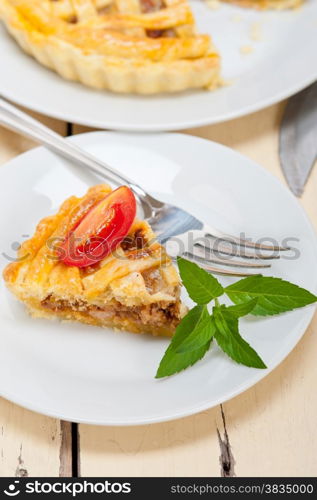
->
[0,402,60,477]
[80,408,223,476]
[76,102,317,476]
[222,311,317,477]
[0,112,72,477]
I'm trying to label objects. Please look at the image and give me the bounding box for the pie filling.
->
[41,295,181,329]
[40,259,182,330]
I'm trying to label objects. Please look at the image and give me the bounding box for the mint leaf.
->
[155,305,212,378]
[176,313,216,354]
[225,276,317,316]
[226,299,258,317]
[213,305,267,369]
[177,257,223,304]
[168,305,206,349]
[155,341,211,379]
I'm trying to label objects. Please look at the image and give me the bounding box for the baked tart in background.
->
[0,0,220,94]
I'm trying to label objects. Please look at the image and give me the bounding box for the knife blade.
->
[279,81,317,197]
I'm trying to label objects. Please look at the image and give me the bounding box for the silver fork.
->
[0,97,290,276]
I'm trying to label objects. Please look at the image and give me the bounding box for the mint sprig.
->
[155,258,317,378]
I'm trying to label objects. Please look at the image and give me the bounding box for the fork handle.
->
[0,97,163,217]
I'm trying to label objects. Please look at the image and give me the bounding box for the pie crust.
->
[3,184,186,337]
[0,0,221,94]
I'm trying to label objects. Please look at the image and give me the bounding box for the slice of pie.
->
[3,184,186,337]
[0,0,220,94]
[221,0,303,9]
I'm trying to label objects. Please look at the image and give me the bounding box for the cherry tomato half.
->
[60,186,136,268]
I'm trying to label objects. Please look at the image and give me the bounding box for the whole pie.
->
[221,0,303,8]
[3,184,186,336]
[0,0,221,94]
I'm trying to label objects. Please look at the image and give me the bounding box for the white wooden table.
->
[0,103,316,477]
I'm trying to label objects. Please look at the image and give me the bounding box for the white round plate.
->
[0,2,317,131]
[0,132,316,425]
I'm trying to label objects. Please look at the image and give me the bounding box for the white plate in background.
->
[0,2,316,130]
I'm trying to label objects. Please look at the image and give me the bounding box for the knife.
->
[279,81,317,197]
